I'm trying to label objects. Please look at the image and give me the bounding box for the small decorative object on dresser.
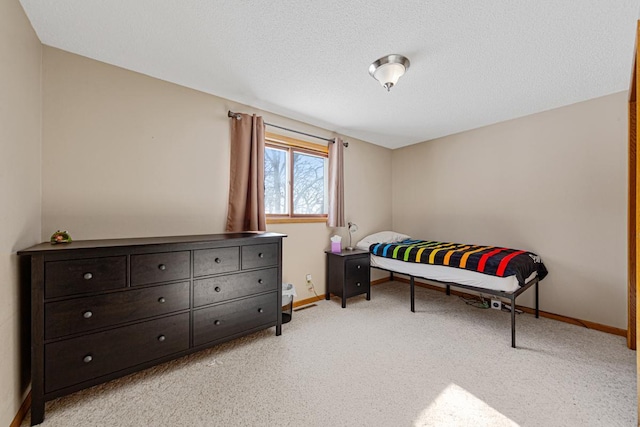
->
[49,230,72,244]
[18,232,286,426]
[325,248,370,308]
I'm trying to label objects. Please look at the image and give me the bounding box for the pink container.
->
[331,241,341,253]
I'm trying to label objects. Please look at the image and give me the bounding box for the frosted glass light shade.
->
[373,63,405,89]
[369,54,410,91]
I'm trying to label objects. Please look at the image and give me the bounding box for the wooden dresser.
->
[18,232,285,425]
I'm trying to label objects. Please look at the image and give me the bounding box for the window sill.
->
[267,217,327,224]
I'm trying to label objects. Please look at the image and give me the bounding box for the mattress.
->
[370,239,547,285]
[371,254,537,293]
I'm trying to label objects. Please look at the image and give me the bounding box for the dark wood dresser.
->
[18,232,285,425]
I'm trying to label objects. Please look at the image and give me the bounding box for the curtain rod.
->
[227,110,348,147]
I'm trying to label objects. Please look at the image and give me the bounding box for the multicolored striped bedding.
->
[370,239,548,286]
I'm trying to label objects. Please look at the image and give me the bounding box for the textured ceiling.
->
[19,0,640,149]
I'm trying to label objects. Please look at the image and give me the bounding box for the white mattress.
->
[371,254,536,293]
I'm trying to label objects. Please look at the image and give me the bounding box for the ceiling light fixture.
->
[368,54,410,91]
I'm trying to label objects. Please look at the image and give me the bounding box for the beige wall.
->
[42,47,392,302]
[392,92,627,329]
[0,0,42,424]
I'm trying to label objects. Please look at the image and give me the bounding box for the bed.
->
[356,232,549,348]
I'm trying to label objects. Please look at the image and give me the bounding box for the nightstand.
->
[325,249,371,308]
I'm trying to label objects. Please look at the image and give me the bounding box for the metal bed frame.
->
[373,267,540,348]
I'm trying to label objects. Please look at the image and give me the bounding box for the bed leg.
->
[410,276,415,313]
[511,296,516,348]
[535,280,539,318]
[446,284,450,296]
[390,272,394,281]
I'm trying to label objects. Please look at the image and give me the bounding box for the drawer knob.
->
[83,310,93,319]
[83,272,93,280]
[356,282,361,287]
[215,257,222,264]
[258,279,263,284]
[258,253,264,258]
[158,297,166,304]
[214,320,221,325]
[158,264,167,271]
[214,286,221,292]
[157,335,166,342]
[258,308,264,313]
[83,355,93,363]
[357,265,361,270]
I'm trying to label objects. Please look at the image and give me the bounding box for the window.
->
[264,133,328,223]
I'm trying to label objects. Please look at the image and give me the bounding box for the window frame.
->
[265,132,329,224]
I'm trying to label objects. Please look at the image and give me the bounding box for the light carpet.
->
[24,281,636,426]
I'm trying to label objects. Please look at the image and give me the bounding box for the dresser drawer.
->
[194,268,277,307]
[45,256,127,299]
[194,247,240,277]
[130,251,190,286]
[44,312,189,393]
[193,292,277,347]
[45,281,190,340]
[241,243,278,270]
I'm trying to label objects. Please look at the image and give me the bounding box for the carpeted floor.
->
[25,281,636,426]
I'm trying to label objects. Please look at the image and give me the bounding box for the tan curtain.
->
[327,137,345,227]
[226,113,266,232]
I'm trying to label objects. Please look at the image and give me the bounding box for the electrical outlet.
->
[305,274,315,294]
[491,298,502,310]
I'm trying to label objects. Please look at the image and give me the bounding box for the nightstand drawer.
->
[45,281,190,339]
[131,251,191,286]
[194,247,240,277]
[44,312,189,393]
[241,243,278,270]
[346,257,369,281]
[194,268,278,307]
[45,256,127,299]
[345,277,369,297]
[193,292,277,346]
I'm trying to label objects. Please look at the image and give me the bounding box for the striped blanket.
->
[370,239,548,285]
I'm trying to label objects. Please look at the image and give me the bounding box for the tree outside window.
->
[264,134,328,222]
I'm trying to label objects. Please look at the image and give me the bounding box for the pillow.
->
[355,231,411,250]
